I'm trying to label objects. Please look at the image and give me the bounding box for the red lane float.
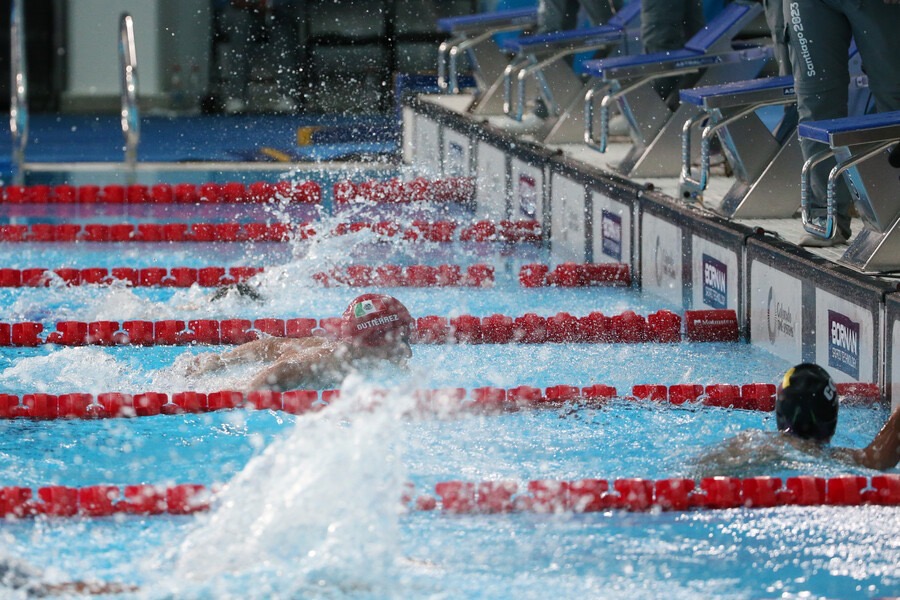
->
[519,263,632,287]
[0,483,214,518]
[4,474,897,519]
[0,267,264,288]
[0,380,882,421]
[314,264,495,288]
[333,177,475,204]
[430,474,900,513]
[0,220,541,245]
[0,310,754,347]
[0,182,321,205]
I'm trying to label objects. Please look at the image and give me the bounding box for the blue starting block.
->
[580,0,771,178]
[676,44,868,218]
[797,110,900,273]
[678,75,800,216]
[437,8,538,108]
[495,2,641,142]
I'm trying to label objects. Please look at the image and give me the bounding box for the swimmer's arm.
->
[36,581,138,595]
[247,353,314,391]
[191,338,297,374]
[837,407,900,470]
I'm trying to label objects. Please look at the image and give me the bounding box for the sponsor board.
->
[749,260,802,364]
[692,236,737,312]
[550,175,587,263]
[640,213,682,305]
[402,106,416,163]
[512,158,543,223]
[442,129,470,178]
[814,289,873,383]
[412,115,441,175]
[592,191,630,265]
[475,142,507,219]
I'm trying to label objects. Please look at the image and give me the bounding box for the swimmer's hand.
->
[185,353,226,376]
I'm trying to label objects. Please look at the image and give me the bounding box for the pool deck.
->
[404,93,900,409]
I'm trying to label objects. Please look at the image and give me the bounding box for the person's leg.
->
[539,0,580,32]
[221,6,259,112]
[842,0,900,115]
[764,0,798,142]
[642,0,706,105]
[579,0,616,26]
[784,0,854,242]
[764,0,790,76]
[641,0,691,53]
[267,1,302,109]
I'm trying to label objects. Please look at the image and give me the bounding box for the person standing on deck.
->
[783,0,900,247]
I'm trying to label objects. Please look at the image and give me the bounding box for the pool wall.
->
[403,95,900,411]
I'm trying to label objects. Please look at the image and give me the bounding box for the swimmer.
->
[1,551,137,596]
[210,281,265,304]
[185,293,414,391]
[694,363,900,476]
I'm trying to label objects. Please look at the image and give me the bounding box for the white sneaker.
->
[270,95,297,113]
[608,114,629,137]
[224,98,246,114]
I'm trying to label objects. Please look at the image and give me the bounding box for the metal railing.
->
[119,12,140,178]
[9,0,28,184]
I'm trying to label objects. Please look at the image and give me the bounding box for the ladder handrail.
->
[119,12,140,177]
[9,0,28,184]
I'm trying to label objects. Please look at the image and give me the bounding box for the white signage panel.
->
[475,142,507,219]
[549,175,586,263]
[749,260,803,364]
[641,213,682,306]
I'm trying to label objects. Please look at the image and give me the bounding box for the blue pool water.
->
[0,172,898,599]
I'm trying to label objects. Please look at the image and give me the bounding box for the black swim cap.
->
[775,363,838,441]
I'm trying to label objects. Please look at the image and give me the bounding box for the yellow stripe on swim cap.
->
[296,126,320,146]
[782,367,796,389]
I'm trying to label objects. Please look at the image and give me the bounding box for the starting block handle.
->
[825,140,897,225]
[681,98,794,195]
[800,149,838,239]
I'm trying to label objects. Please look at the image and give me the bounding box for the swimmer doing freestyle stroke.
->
[1,551,136,597]
[694,363,900,476]
[185,293,415,392]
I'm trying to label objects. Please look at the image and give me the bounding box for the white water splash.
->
[165,376,416,598]
[0,346,144,394]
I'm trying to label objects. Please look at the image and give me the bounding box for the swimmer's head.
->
[340,293,414,359]
[775,363,838,442]
[210,282,265,304]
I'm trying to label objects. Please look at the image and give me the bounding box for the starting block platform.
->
[437,8,539,112]
[496,2,642,144]
[580,0,771,178]
[797,110,900,274]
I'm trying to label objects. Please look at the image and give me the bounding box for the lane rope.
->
[3,474,897,519]
[0,309,738,347]
[0,381,880,420]
[0,181,321,204]
[0,177,477,205]
[0,220,541,244]
[0,263,496,289]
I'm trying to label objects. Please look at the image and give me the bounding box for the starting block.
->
[797,110,900,273]
[437,8,538,113]
[677,45,868,218]
[498,2,641,143]
[581,1,771,178]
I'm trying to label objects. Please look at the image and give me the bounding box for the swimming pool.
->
[0,172,897,599]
